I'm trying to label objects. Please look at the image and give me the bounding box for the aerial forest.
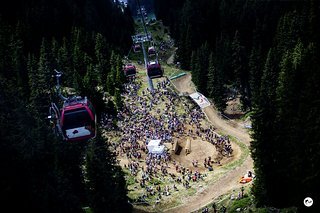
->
[155,0,320,210]
[0,0,133,212]
[1,0,319,212]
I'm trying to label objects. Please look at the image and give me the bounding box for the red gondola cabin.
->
[124,64,137,77]
[60,97,96,142]
[147,61,163,79]
[148,46,156,56]
[133,44,141,52]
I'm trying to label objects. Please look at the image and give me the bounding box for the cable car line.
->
[127,0,164,91]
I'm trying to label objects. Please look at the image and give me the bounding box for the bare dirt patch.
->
[170,73,196,95]
[166,74,253,213]
[224,97,245,119]
[102,73,239,211]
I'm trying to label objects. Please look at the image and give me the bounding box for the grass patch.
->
[157,198,181,211]
[149,178,162,185]
[163,64,186,78]
[82,207,93,213]
[200,185,298,213]
[126,175,136,186]
[228,196,252,212]
[239,111,254,121]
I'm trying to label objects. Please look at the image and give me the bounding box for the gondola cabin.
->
[60,96,96,142]
[147,61,163,79]
[148,46,156,56]
[133,44,141,52]
[124,64,137,77]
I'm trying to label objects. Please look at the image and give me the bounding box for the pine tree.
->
[95,33,108,85]
[72,28,87,84]
[207,53,226,111]
[296,42,320,210]
[232,31,249,110]
[85,130,131,213]
[106,73,115,96]
[272,41,306,207]
[29,38,51,118]
[197,42,210,94]
[251,48,279,207]
[114,88,123,110]
[57,37,72,84]
[176,24,192,70]
[9,32,27,98]
[190,50,200,88]
[50,37,59,70]
[115,54,125,88]
[248,45,263,108]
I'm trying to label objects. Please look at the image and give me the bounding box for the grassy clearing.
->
[163,64,187,78]
[126,175,137,186]
[197,186,298,213]
[134,20,169,43]
[120,98,250,212]
[119,18,255,213]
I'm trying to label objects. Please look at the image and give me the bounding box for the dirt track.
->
[166,75,253,213]
[170,73,196,94]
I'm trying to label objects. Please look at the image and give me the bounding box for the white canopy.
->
[147,139,161,152]
[151,145,165,154]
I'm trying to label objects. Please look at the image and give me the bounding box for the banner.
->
[189,92,211,109]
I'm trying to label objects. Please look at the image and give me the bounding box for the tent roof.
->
[148,139,161,146]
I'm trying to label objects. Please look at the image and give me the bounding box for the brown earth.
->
[164,75,253,213]
[120,68,253,213]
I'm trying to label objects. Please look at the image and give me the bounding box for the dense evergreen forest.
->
[155,0,320,211]
[1,0,320,212]
[0,0,133,212]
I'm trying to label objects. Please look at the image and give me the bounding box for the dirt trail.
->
[170,73,195,94]
[165,76,253,213]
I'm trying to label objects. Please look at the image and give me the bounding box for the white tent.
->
[147,139,161,152]
[151,145,165,154]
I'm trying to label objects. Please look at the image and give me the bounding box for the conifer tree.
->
[207,53,226,111]
[85,130,131,213]
[190,50,200,88]
[29,38,51,118]
[232,31,249,110]
[114,88,123,110]
[197,42,210,94]
[95,33,108,85]
[248,45,263,108]
[9,36,25,91]
[57,37,72,83]
[115,54,126,88]
[251,48,279,206]
[50,38,59,69]
[176,25,192,70]
[106,73,115,96]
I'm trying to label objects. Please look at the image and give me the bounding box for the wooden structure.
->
[185,139,191,155]
[172,139,179,154]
